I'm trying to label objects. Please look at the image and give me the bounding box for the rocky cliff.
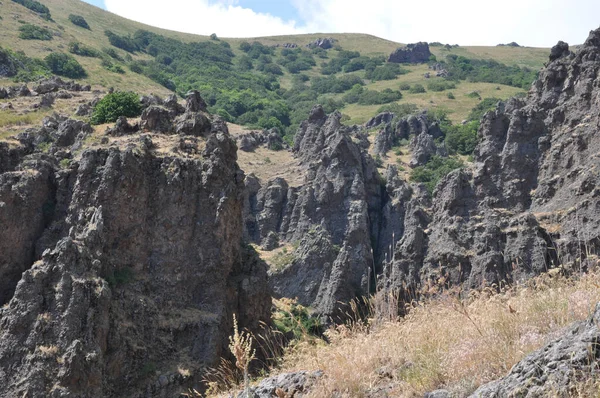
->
[0,92,270,397]
[383,28,600,299]
[245,28,600,322]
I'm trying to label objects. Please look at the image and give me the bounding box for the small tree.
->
[229,314,255,398]
[91,92,141,124]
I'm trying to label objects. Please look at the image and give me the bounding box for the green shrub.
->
[103,47,123,61]
[273,301,324,339]
[68,14,90,29]
[68,42,99,57]
[366,63,409,81]
[427,80,456,92]
[410,156,464,193]
[91,91,141,124]
[376,103,418,118]
[399,83,411,91]
[45,53,86,78]
[19,24,52,40]
[11,0,51,20]
[466,91,481,99]
[447,92,456,99]
[445,121,479,155]
[468,97,501,121]
[7,49,51,81]
[105,30,139,53]
[409,84,426,94]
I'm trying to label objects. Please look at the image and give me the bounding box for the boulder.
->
[388,42,432,63]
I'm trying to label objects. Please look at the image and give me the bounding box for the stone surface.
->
[0,95,271,397]
[388,42,432,64]
[237,370,323,398]
[470,303,600,397]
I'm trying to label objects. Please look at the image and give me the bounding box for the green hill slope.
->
[0,0,551,127]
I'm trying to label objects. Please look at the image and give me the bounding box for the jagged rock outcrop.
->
[384,27,600,298]
[33,76,91,95]
[140,91,211,137]
[245,106,383,317]
[0,94,271,397]
[470,303,600,397]
[236,129,287,152]
[366,111,395,129]
[373,112,444,157]
[388,42,432,64]
[238,370,323,398]
[308,38,335,49]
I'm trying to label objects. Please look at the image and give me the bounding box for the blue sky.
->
[85,0,600,47]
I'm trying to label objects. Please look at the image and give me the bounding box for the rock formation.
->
[383,28,600,299]
[0,92,271,397]
[471,303,600,397]
[388,42,432,64]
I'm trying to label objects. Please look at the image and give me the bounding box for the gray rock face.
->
[33,76,90,95]
[0,106,270,397]
[238,370,323,398]
[366,111,395,129]
[470,303,600,397]
[245,106,383,317]
[308,38,335,49]
[388,42,432,64]
[372,113,443,157]
[384,28,600,299]
[236,129,286,152]
[409,132,437,167]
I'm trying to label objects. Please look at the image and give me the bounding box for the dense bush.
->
[441,55,537,89]
[18,24,52,40]
[0,47,50,81]
[11,0,51,20]
[468,97,501,121]
[103,48,123,61]
[68,14,90,29]
[45,53,86,78]
[343,86,401,105]
[105,30,139,53]
[410,156,464,193]
[409,84,426,94]
[277,48,316,74]
[311,75,364,94]
[445,121,479,155]
[239,41,274,59]
[366,63,408,81]
[399,83,411,91]
[101,59,125,74]
[91,91,141,124]
[68,42,99,57]
[427,80,456,92]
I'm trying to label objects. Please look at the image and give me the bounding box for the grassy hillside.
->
[0,0,551,128]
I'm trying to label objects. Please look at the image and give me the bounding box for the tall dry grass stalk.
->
[229,314,256,398]
[276,270,600,397]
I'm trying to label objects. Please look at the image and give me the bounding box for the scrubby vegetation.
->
[68,42,99,58]
[68,14,90,30]
[18,24,52,40]
[410,156,465,193]
[91,91,141,124]
[45,53,86,78]
[11,0,51,20]
[441,54,538,89]
[263,271,600,397]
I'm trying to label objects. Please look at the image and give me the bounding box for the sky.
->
[82,0,600,47]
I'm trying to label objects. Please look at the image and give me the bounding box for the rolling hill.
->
[0,0,552,127]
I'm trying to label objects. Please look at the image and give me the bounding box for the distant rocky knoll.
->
[388,42,432,63]
[0,91,270,397]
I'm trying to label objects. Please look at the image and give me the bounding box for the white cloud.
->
[293,0,600,47]
[105,0,600,47]
[104,0,303,38]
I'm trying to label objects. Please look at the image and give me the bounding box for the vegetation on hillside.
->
[45,53,86,79]
[91,91,142,124]
[18,24,52,41]
[11,0,51,20]
[68,14,90,30]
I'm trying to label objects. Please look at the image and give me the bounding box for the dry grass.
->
[267,270,600,397]
[237,147,306,188]
[37,345,59,358]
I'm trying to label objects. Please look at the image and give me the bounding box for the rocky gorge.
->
[1,20,600,398]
